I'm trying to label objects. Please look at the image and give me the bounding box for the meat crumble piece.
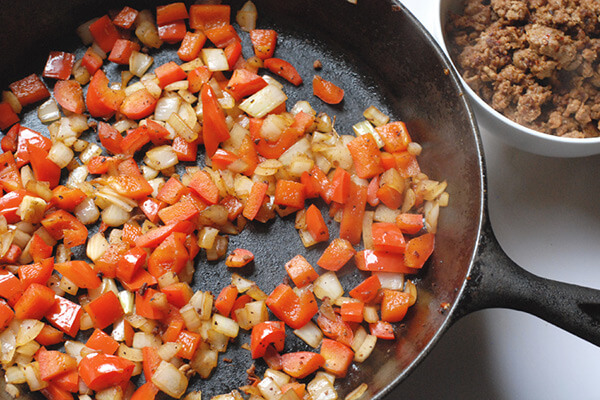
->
[448,0,600,137]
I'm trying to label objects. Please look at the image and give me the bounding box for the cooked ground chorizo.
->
[447,0,600,138]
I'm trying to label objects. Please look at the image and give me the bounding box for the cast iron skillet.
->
[2,0,600,399]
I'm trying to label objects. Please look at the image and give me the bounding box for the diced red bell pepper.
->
[135,288,167,320]
[369,320,395,340]
[108,39,141,65]
[158,20,187,44]
[355,250,419,274]
[250,29,277,60]
[215,284,238,317]
[404,233,435,269]
[18,257,54,288]
[372,222,406,253]
[377,183,403,210]
[242,181,268,221]
[157,2,189,25]
[13,283,56,320]
[0,299,14,330]
[147,232,189,277]
[112,6,139,29]
[340,301,364,323]
[396,213,424,234]
[394,151,421,178]
[224,248,254,268]
[55,260,101,289]
[339,182,367,245]
[251,321,285,359]
[89,15,120,53]
[0,270,23,306]
[225,68,267,101]
[131,382,159,400]
[27,234,54,263]
[14,126,52,167]
[84,291,124,329]
[381,289,411,322]
[266,284,318,330]
[86,69,125,119]
[86,328,119,355]
[120,269,158,293]
[78,353,135,392]
[317,238,356,271]
[0,102,19,130]
[305,204,329,243]
[142,346,162,381]
[0,189,27,223]
[347,133,384,179]
[274,180,305,210]
[205,24,240,48]
[94,241,128,278]
[224,40,242,68]
[178,31,207,62]
[376,121,412,153]
[281,352,325,379]
[97,121,123,154]
[317,312,354,347]
[29,145,61,188]
[313,75,345,104]
[176,330,202,359]
[158,201,200,225]
[188,169,219,204]
[320,338,354,377]
[52,81,84,115]
[284,255,318,288]
[50,369,78,393]
[264,58,303,86]
[41,210,88,248]
[1,123,19,153]
[120,89,158,120]
[120,126,151,156]
[201,84,230,157]
[161,282,193,308]
[155,61,187,88]
[330,168,351,204]
[82,47,104,75]
[43,51,75,80]
[187,65,212,93]
[349,275,381,304]
[135,220,195,248]
[189,4,230,31]
[35,324,64,347]
[9,74,50,107]
[37,348,77,382]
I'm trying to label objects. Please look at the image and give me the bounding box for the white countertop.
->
[389,2,600,399]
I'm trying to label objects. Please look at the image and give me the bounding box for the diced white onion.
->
[48,142,74,169]
[74,197,100,225]
[257,377,282,400]
[201,48,229,72]
[307,374,337,400]
[155,95,182,121]
[38,99,61,124]
[2,90,22,114]
[76,18,97,45]
[293,321,323,348]
[239,85,287,118]
[101,204,130,227]
[23,362,48,391]
[132,331,162,349]
[236,0,258,31]
[144,145,178,171]
[212,314,239,338]
[151,361,189,399]
[313,272,344,302]
[374,272,405,290]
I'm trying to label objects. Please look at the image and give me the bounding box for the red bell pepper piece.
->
[347,133,384,179]
[50,369,79,393]
[396,213,424,235]
[253,111,314,159]
[349,275,382,304]
[188,169,219,204]
[86,69,125,119]
[18,257,54,288]
[187,65,212,93]
[369,320,395,340]
[189,4,230,31]
[120,269,158,292]
[112,6,139,29]
[339,182,367,245]
[86,328,120,355]
[142,347,162,381]
[135,220,195,248]
[404,233,435,269]
[266,284,318,329]
[0,189,28,224]
[88,15,120,53]
[29,145,61,188]
[120,126,151,156]
[0,300,14,330]
[201,84,230,157]
[35,325,64,347]
[274,179,305,210]
[43,51,75,80]
[120,89,158,120]
[317,312,354,347]
[0,270,22,306]
[161,282,193,308]
[97,121,123,154]
[225,68,267,101]
[317,238,356,271]
[53,79,85,115]
[78,353,135,392]
[155,61,187,88]
[320,338,354,377]
[41,210,88,248]
[147,232,189,277]
[225,248,254,268]
[131,382,159,400]
[1,123,19,153]
[158,201,200,225]
[176,330,202,359]
[251,321,286,359]
[376,121,412,153]
[55,260,101,289]
[224,40,243,68]
[250,29,277,60]
[377,183,403,209]
[156,2,189,25]
[40,384,74,400]
[367,175,381,207]
[381,289,411,322]
[178,31,206,62]
[372,222,406,253]
[281,352,325,379]
[14,126,52,167]
[84,291,124,329]
[393,151,421,178]
[264,58,303,86]
[13,283,56,320]
[0,102,19,130]
[108,39,141,65]
[284,255,318,288]
[305,204,329,243]
[37,348,77,382]
[355,249,419,274]
[330,168,351,204]
[135,288,167,320]
[215,284,238,317]
[158,20,187,44]
[313,75,345,104]
[205,24,240,48]
[242,181,268,221]
[9,74,50,107]
[82,47,104,75]
[340,301,364,323]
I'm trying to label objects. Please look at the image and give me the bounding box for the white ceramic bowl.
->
[432,0,600,157]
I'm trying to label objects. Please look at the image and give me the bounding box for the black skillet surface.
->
[3,0,600,399]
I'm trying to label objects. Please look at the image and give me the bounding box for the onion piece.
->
[190,343,218,379]
[363,105,389,127]
[373,272,405,290]
[293,321,323,348]
[100,204,131,228]
[135,14,162,48]
[74,197,100,225]
[201,48,229,72]
[353,120,384,148]
[212,314,239,338]
[257,377,283,400]
[239,85,287,118]
[37,99,60,124]
[307,374,337,400]
[23,362,48,391]
[155,95,181,121]
[354,334,377,363]
[151,361,188,399]
[2,90,22,114]
[131,331,162,349]
[313,272,344,302]
[76,18,97,45]
[236,0,257,32]
[345,383,369,400]
[144,145,178,171]
[48,142,74,169]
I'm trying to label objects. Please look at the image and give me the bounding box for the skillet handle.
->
[454,215,600,346]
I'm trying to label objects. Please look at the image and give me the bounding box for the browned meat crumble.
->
[447,0,600,138]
